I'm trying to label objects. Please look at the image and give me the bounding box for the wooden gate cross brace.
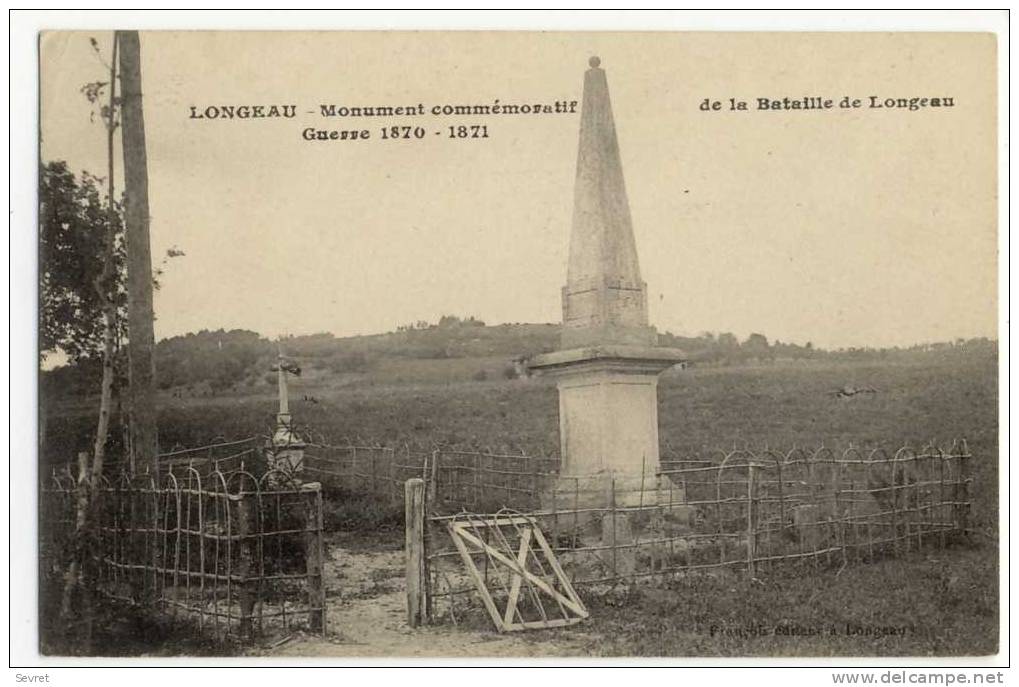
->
[448,516,588,631]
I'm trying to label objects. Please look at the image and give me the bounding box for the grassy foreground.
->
[580,544,997,657]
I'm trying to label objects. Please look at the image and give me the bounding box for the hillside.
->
[40,315,997,402]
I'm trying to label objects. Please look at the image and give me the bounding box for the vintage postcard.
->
[28,25,1000,667]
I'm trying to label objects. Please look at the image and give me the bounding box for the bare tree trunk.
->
[92,30,119,485]
[59,451,90,619]
[118,30,159,475]
[59,35,120,628]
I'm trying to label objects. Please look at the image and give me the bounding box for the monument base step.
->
[540,472,688,512]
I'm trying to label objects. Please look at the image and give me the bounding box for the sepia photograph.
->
[13,12,1006,672]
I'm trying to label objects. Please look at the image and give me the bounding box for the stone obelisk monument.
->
[530,57,685,506]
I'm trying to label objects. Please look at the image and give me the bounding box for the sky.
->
[40,31,998,350]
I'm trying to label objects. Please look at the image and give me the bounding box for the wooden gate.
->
[447,512,588,631]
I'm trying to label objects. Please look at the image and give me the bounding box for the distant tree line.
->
[396,314,486,332]
[42,318,997,400]
[659,330,997,365]
[659,331,814,364]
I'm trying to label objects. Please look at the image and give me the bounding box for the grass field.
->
[42,352,999,656]
[44,354,999,528]
[582,543,998,657]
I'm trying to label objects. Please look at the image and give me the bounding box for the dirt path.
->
[267,534,599,658]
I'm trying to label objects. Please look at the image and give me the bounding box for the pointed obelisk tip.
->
[588,56,601,69]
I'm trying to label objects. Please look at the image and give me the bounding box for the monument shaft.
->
[562,60,655,349]
[530,57,684,490]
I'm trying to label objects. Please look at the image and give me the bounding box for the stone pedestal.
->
[530,345,683,580]
[531,345,684,509]
[269,412,306,475]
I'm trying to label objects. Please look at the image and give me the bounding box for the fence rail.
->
[41,465,326,642]
[48,436,266,483]
[303,444,559,512]
[158,436,264,478]
[416,441,972,626]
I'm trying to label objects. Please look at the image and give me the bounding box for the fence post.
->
[389,451,398,504]
[959,447,971,539]
[427,451,439,505]
[370,450,377,496]
[938,450,947,549]
[848,477,857,563]
[235,491,257,639]
[302,482,325,634]
[746,464,757,577]
[149,482,162,607]
[405,478,427,627]
[834,461,845,567]
[890,461,900,556]
[610,477,618,582]
[473,454,480,509]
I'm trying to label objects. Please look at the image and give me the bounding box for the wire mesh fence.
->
[40,464,326,643]
[48,436,267,484]
[303,443,559,512]
[419,441,972,626]
[157,436,265,479]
